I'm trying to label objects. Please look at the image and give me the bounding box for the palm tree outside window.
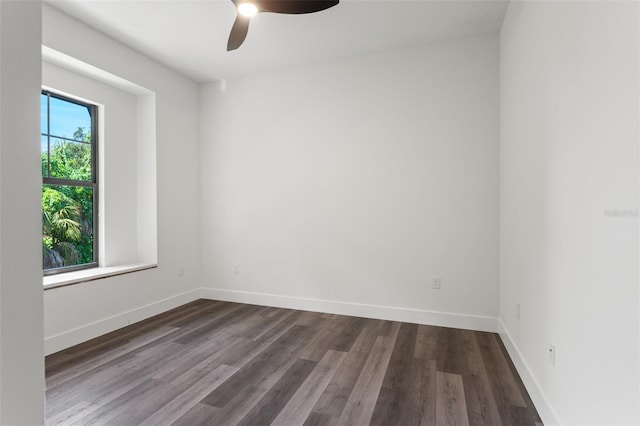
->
[41,90,98,274]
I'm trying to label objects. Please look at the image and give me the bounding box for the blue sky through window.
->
[41,94,92,151]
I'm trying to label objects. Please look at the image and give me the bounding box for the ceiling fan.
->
[227,0,339,51]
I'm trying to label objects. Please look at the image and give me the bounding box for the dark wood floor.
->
[45,299,542,425]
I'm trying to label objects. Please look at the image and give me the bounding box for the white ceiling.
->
[48,0,508,83]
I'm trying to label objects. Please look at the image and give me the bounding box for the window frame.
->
[42,89,99,275]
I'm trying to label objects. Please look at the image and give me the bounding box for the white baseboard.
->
[44,288,200,355]
[498,319,562,426]
[199,287,499,333]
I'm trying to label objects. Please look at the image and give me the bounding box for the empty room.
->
[0,0,638,425]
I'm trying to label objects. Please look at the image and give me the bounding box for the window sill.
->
[43,263,157,290]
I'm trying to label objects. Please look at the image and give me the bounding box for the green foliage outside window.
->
[42,127,95,269]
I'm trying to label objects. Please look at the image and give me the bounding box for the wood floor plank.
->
[223,354,306,422]
[47,300,217,372]
[475,332,528,417]
[149,334,242,382]
[309,323,380,425]
[414,324,439,360]
[78,344,192,406]
[45,301,542,426]
[139,364,238,425]
[249,308,300,344]
[329,316,366,352]
[238,358,317,426]
[435,326,461,375]
[295,311,323,326]
[174,303,256,345]
[304,411,332,426]
[203,311,302,377]
[239,307,293,340]
[370,323,418,422]
[423,360,438,425]
[69,379,162,426]
[150,309,299,387]
[45,300,211,373]
[299,320,338,361]
[210,385,269,426]
[436,372,470,426]
[488,333,528,408]
[97,345,240,425]
[46,400,101,426]
[335,322,400,426]
[46,325,180,389]
[107,352,238,425]
[272,349,347,425]
[166,300,225,328]
[171,403,220,426]
[47,341,188,415]
[371,323,437,426]
[494,335,543,425]
[458,330,503,426]
[201,324,316,407]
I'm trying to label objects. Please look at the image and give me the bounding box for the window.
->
[41,90,98,274]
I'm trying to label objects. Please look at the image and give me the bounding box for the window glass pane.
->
[41,94,48,135]
[49,138,92,181]
[42,91,98,273]
[42,184,94,270]
[49,96,91,141]
[41,135,48,177]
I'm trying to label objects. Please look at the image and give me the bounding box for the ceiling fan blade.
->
[258,0,339,15]
[227,14,251,51]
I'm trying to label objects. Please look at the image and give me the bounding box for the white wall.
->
[500,2,640,425]
[42,5,202,354]
[0,1,44,423]
[200,34,500,329]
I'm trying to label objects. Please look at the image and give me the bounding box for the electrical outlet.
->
[516,303,521,320]
[432,276,441,289]
[233,263,240,274]
[178,265,184,277]
[549,344,556,366]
